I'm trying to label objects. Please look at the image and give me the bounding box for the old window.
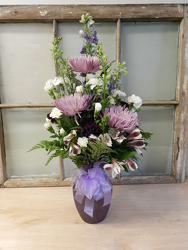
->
[0,5,188,187]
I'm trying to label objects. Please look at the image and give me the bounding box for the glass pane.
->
[121,106,174,176]
[2,108,59,179]
[0,23,55,103]
[58,22,117,64]
[121,22,179,101]
[58,22,117,177]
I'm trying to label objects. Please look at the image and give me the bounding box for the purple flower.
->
[104,105,138,133]
[68,56,100,74]
[80,47,86,54]
[55,93,91,117]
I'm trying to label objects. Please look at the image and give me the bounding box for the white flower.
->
[98,133,112,147]
[103,158,124,178]
[69,143,81,156]
[87,77,103,90]
[50,107,62,119]
[112,89,126,98]
[44,79,53,92]
[59,128,65,135]
[108,128,126,143]
[64,130,77,145]
[77,137,88,147]
[79,30,84,36]
[89,134,97,141]
[53,77,64,86]
[95,102,102,112]
[128,94,142,109]
[46,117,51,123]
[76,85,83,93]
[44,122,51,129]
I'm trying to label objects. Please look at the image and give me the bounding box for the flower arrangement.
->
[30,13,151,178]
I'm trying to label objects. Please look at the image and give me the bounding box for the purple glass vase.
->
[72,164,113,224]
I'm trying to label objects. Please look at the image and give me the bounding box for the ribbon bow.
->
[71,162,112,218]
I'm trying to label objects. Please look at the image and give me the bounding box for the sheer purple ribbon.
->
[71,162,112,218]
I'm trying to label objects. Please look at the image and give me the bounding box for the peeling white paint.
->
[39,10,48,16]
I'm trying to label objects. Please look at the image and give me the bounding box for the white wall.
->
[1,0,188,4]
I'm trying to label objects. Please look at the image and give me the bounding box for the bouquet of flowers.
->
[30,13,151,178]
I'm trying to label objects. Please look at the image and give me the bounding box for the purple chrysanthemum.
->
[55,93,91,117]
[104,105,138,133]
[68,56,100,74]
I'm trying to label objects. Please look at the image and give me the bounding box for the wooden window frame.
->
[0,4,188,187]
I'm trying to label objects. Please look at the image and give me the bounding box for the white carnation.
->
[44,79,53,92]
[53,77,64,86]
[87,78,103,90]
[44,122,51,129]
[112,89,126,98]
[76,85,83,93]
[95,102,102,112]
[77,137,88,147]
[59,128,65,135]
[128,94,142,109]
[50,107,62,119]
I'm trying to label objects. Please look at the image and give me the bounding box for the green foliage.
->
[140,130,152,140]
[70,140,116,168]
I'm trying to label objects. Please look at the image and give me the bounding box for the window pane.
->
[0,23,55,103]
[121,22,179,101]
[58,22,116,64]
[2,108,59,179]
[121,106,174,176]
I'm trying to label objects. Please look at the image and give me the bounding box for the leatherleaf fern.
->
[70,140,116,168]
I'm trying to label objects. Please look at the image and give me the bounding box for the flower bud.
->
[95,102,102,112]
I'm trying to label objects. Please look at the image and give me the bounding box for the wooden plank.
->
[0,5,184,23]
[172,19,184,178]
[0,110,6,186]
[0,100,179,109]
[3,175,177,188]
[174,5,188,183]
[0,103,54,108]
[3,178,71,188]
[116,19,121,63]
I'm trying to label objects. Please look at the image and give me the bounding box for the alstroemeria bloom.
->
[98,133,112,147]
[129,139,145,149]
[128,94,142,109]
[63,130,77,146]
[103,158,124,178]
[104,105,138,133]
[69,143,81,156]
[50,107,62,119]
[125,158,138,171]
[128,128,142,140]
[68,56,100,74]
[108,128,126,143]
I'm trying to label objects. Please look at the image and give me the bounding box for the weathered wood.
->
[3,175,177,188]
[3,178,71,188]
[0,100,179,109]
[0,110,6,186]
[172,19,184,178]
[0,103,54,108]
[116,19,121,63]
[0,5,184,23]
[174,6,188,183]
[142,100,179,106]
